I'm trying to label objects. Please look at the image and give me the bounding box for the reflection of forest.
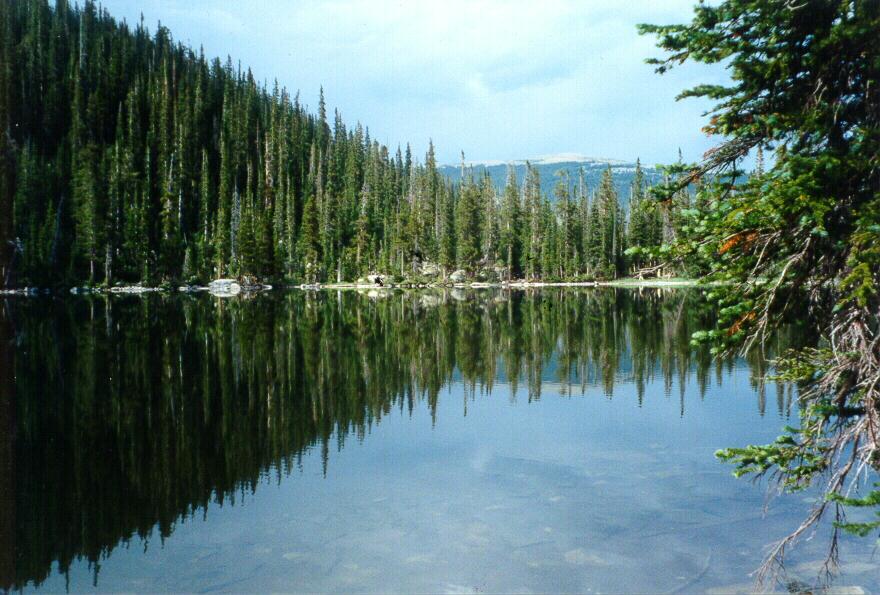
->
[0,289,796,589]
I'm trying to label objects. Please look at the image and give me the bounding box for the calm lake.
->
[1,288,877,593]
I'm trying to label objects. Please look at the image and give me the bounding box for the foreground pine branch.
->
[640,0,880,587]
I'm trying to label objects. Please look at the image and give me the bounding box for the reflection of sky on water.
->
[35,361,878,593]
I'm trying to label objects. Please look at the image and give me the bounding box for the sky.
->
[96,0,731,166]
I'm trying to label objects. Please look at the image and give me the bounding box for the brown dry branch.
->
[753,302,880,590]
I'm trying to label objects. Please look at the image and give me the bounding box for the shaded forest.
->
[0,0,682,288]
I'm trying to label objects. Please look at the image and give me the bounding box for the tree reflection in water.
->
[0,288,798,590]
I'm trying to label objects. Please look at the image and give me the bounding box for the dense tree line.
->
[0,0,676,287]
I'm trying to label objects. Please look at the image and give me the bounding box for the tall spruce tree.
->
[455,164,481,273]
[499,165,521,280]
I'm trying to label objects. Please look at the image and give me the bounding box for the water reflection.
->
[1,288,801,590]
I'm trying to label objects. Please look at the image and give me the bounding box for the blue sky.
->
[97,0,730,166]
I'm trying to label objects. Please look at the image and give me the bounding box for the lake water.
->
[1,288,877,593]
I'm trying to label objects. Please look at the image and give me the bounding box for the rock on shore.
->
[208,279,241,296]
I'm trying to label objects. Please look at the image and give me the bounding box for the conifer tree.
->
[438,183,456,274]
[480,172,498,267]
[298,192,320,282]
[197,149,212,276]
[523,163,542,280]
[354,180,371,271]
[625,159,662,274]
[498,165,521,280]
[73,145,101,283]
[0,0,696,288]
[595,167,622,278]
[641,1,880,575]
[454,168,481,273]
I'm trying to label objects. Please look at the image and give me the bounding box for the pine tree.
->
[498,165,521,280]
[73,144,101,283]
[455,167,481,273]
[354,180,370,272]
[197,149,212,276]
[574,167,590,277]
[523,163,542,280]
[159,152,182,279]
[0,0,701,288]
[625,159,661,274]
[595,167,622,279]
[438,183,456,274]
[585,187,603,277]
[539,198,557,279]
[641,0,880,569]
[298,192,320,282]
[553,171,576,278]
[480,172,498,267]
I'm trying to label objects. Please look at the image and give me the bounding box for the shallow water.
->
[1,288,877,593]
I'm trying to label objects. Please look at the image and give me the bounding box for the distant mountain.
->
[438,154,664,206]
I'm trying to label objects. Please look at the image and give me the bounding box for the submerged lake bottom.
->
[2,288,877,593]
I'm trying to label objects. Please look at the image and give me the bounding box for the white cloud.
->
[101,0,729,165]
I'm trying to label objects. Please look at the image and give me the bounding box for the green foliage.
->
[3,0,681,288]
[828,486,880,537]
[642,0,880,571]
[455,170,482,272]
[715,427,827,489]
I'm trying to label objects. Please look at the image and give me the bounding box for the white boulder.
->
[449,270,467,283]
[209,278,241,296]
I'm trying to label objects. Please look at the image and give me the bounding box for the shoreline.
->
[0,278,702,297]
[317,278,701,290]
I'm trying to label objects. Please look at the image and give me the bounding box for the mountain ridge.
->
[451,153,631,168]
[438,154,664,205]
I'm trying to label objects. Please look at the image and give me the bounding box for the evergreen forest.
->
[0,0,684,288]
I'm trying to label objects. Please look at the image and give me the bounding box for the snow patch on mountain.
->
[453,153,632,168]
[531,153,628,166]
